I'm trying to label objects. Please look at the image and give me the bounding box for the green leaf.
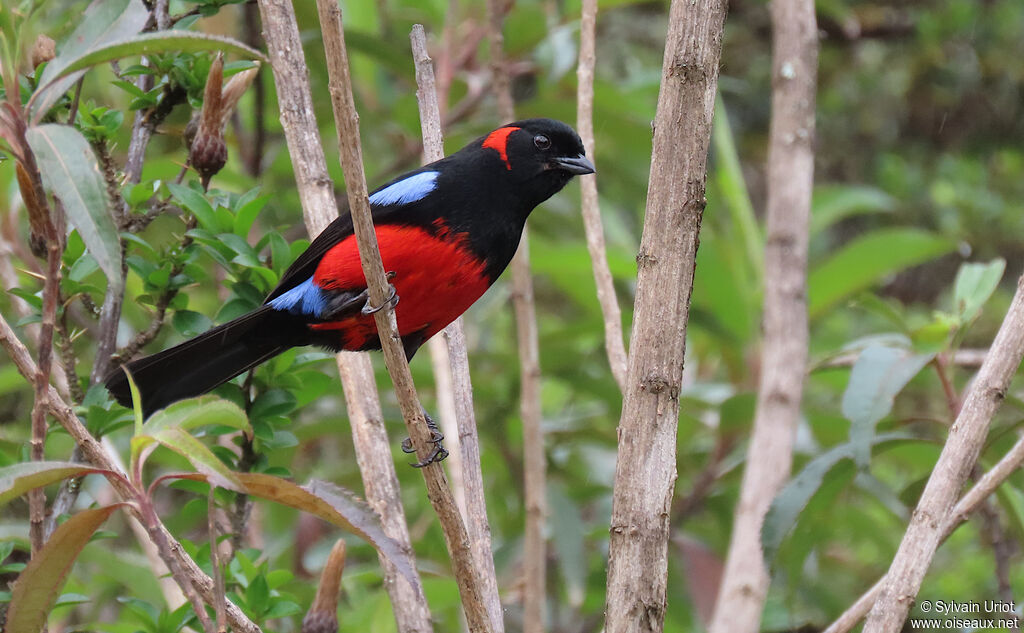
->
[0,462,110,506]
[143,396,249,436]
[712,98,762,288]
[245,575,269,617]
[810,185,895,236]
[168,184,217,230]
[171,309,212,337]
[842,344,933,468]
[808,229,955,318]
[30,0,149,121]
[761,433,914,564]
[6,505,123,632]
[133,428,242,490]
[32,30,266,122]
[25,125,122,286]
[953,258,1005,323]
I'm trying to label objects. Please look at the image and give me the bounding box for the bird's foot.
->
[401,412,449,468]
[361,271,399,315]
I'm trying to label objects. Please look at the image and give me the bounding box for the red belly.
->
[309,224,490,350]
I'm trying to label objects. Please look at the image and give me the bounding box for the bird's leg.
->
[361,271,400,315]
[320,271,399,320]
[401,410,449,468]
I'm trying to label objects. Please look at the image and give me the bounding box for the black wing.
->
[266,207,355,303]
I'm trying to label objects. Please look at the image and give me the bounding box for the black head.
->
[477,118,594,208]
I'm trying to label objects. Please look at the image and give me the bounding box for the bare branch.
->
[708,0,817,630]
[315,4,491,630]
[411,24,504,632]
[254,2,432,630]
[825,431,1024,633]
[576,0,627,391]
[603,0,727,630]
[865,275,1024,631]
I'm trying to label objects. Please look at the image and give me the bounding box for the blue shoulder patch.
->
[369,171,439,206]
[267,277,327,317]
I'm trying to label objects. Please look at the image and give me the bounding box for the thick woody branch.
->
[315,4,491,631]
[603,0,727,631]
[825,431,1024,633]
[254,1,432,631]
[411,24,505,633]
[576,0,628,392]
[864,275,1024,632]
[708,0,817,631]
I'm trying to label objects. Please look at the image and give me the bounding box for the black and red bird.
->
[105,118,594,421]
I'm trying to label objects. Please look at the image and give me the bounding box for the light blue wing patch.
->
[267,277,327,317]
[369,171,439,206]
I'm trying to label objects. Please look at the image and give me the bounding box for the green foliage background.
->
[1,0,1023,631]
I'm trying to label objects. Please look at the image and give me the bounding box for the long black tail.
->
[105,307,310,417]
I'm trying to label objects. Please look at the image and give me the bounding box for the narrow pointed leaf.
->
[842,344,933,468]
[26,125,121,284]
[7,504,124,631]
[32,31,266,121]
[761,433,915,565]
[134,428,241,490]
[143,396,249,436]
[0,462,110,506]
[808,229,955,318]
[30,0,149,120]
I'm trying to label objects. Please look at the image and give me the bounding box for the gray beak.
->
[552,154,596,175]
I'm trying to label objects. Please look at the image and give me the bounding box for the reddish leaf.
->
[0,462,111,506]
[7,505,124,631]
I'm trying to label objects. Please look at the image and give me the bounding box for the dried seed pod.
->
[31,35,56,69]
[301,539,346,633]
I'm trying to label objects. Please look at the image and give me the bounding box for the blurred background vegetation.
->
[1,0,1023,631]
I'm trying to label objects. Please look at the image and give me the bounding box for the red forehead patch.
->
[482,126,520,170]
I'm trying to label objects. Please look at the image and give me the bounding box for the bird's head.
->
[478,118,595,207]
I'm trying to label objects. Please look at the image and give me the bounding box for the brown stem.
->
[412,23,504,632]
[209,488,228,633]
[603,0,727,630]
[576,0,628,391]
[484,4,546,631]
[825,431,1024,633]
[934,354,962,418]
[315,3,491,631]
[255,1,432,630]
[865,276,1024,631]
[708,0,817,629]
[29,223,63,557]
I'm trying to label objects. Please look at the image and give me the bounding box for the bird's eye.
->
[534,134,551,150]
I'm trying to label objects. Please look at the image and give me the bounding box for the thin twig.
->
[603,0,727,631]
[576,0,627,391]
[708,0,817,629]
[864,276,1024,632]
[411,24,504,633]
[209,488,228,633]
[315,4,491,631]
[825,431,1024,633]
[484,4,546,631]
[254,2,432,630]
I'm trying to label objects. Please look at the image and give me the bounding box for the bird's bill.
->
[551,154,596,175]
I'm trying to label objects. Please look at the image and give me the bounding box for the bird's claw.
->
[361,271,399,315]
[401,413,448,468]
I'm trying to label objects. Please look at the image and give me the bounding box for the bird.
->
[105,118,594,462]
